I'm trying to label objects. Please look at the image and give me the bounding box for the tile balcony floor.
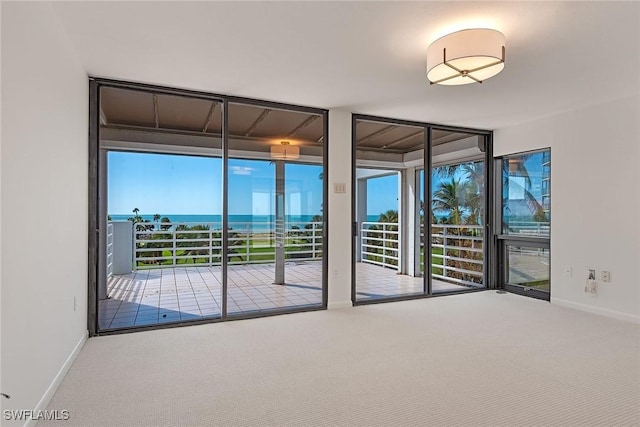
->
[98,261,478,330]
[355,264,471,300]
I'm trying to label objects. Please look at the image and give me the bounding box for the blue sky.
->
[367,174,398,216]
[108,152,323,216]
[109,152,530,218]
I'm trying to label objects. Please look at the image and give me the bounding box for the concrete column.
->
[274,160,285,284]
[355,177,367,262]
[98,149,108,300]
[111,221,133,276]
[401,167,418,276]
[328,109,352,308]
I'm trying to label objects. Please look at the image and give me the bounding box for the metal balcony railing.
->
[128,221,323,269]
[424,224,484,287]
[360,222,400,270]
[106,222,114,277]
[360,221,485,287]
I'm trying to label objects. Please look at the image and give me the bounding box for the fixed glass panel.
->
[499,149,550,300]
[430,130,486,293]
[360,172,400,268]
[354,119,424,301]
[285,163,324,264]
[99,87,223,330]
[502,150,550,237]
[505,245,550,292]
[226,103,324,315]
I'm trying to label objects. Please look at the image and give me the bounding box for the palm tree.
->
[128,207,144,226]
[461,162,484,225]
[432,178,467,225]
[377,209,398,224]
[433,164,458,179]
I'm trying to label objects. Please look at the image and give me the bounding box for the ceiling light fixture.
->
[427,28,505,85]
[270,141,300,160]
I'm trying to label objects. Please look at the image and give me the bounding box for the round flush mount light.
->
[427,28,505,85]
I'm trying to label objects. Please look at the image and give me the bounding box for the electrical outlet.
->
[333,269,338,277]
[601,271,611,283]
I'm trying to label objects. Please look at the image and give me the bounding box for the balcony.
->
[102,220,497,328]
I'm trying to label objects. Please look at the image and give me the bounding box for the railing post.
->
[361,223,365,262]
[382,224,387,267]
[132,224,137,271]
[443,226,448,279]
[172,226,177,267]
[209,226,213,266]
[245,224,250,264]
[312,223,317,259]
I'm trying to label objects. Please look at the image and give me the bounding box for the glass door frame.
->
[351,114,495,306]
[494,150,551,301]
[497,236,550,300]
[88,78,329,335]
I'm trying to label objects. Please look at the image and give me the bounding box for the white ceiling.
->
[52,1,640,130]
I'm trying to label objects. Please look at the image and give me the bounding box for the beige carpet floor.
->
[40,292,640,426]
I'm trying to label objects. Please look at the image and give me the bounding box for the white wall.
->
[1,2,88,425]
[494,95,640,323]
[327,110,352,308]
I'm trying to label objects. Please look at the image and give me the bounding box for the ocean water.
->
[108,214,324,232]
[107,213,392,232]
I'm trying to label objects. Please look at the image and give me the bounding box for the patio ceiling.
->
[101,87,468,155]
[100,86,323,147]
[100,87,468,153]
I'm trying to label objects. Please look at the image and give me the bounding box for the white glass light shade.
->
[270,143,300,159]
[427,29,505,85]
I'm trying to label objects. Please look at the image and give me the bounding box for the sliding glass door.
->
[352,115,492,304]
[430,129,487,293]
[92,81,327,334]
[352,118,425,301]
[98,87,224,330]
[225,103,325,316]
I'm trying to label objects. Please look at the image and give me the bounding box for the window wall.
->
[352,115,493,304]
[91,80,327,334]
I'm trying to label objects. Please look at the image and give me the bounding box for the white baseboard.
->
[552,298,640,324]
[328,301,352,310]
[25,330,88,427]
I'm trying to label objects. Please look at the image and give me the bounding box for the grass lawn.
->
[136,238,320,267]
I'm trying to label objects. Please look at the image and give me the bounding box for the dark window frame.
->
[89,78,329,336]
[351,114,494,306]
[495,148,551,301]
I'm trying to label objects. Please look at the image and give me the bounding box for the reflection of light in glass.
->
[252,193,271,215]
[231,166,253,175]
[508,176,526,200]
[289,192,302,216]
